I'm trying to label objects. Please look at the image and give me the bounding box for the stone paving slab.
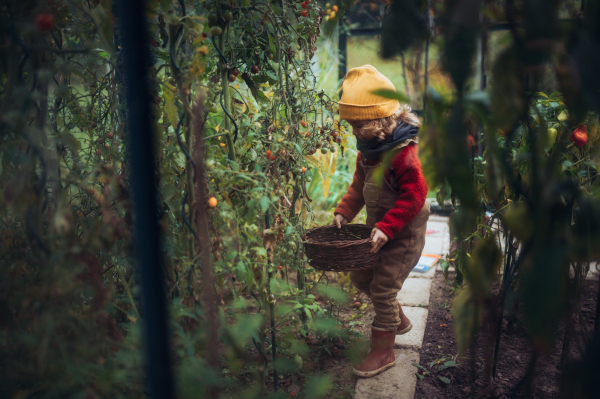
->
[423,219,450,256]
[354,349,420,399]
[586,262,599,281]
[394,307,428,350]
[409,265,437,279]
[398,278,431,307]
[428,214,450,223]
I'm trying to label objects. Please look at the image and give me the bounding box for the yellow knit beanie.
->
[338,65,400,121]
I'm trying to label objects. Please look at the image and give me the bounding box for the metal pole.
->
[423,0,431,120]
[478,11,486,157]
[338,26,347,93]
[119,0,176,398]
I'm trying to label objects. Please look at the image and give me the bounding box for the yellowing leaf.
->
[557,110,568,121]
[317,152,337,199]
[163,87,179,130]
[222,192,233,206]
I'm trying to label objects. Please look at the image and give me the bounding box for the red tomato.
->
[266,150,272,158]
[301,10,308,17]
[301,121,307,127]
[35,13,55,33]
[570,125,588,147]
[467,135,475,150]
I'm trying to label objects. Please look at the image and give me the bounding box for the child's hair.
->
[351,105,421,142]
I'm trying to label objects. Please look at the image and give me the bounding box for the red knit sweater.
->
[333,143,428,240]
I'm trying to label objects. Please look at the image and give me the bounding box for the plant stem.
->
[219,30,235,161]
[265,211,278,391]
[595,269,600,338]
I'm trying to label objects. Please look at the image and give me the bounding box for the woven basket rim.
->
[303,224,373,246]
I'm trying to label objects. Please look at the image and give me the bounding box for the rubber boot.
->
[353,328,396,377]
[396,300,412,335]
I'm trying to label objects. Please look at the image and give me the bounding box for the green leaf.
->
[290,339,310,356]
[491,46,526,130]
[502,201,534,241]
[371,89,410,104]
[90,5,115,57]
[380,0,428,59]
[464,91,491,109]
[442,0,479,90]
[412,362,427,371]
[453,288,482,355]
[260,196,270,212]
[311,318,340,336]
[438,360,459,371]
[253,89,271,105]
[267,32,277,56]
[303,375,332,398]
[438,376,451,384]
[439,259,449,280]
[316,285,349,304]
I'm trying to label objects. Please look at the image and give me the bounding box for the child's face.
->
[347,120,370,141]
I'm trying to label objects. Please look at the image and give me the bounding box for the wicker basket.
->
[303,224,378,272]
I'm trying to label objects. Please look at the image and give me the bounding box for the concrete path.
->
[354,350,420,399]
[354,215,449,399]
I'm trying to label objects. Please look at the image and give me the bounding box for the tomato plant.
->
[0,0,348,397]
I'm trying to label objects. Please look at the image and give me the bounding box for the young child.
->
[331,65,429,378]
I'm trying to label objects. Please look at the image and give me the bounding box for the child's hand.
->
[330,214,348,229]
[370,228,389,253]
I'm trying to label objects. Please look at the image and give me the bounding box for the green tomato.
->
[207,14,217,27]
[320,148,328,154]
[547,128,558,147]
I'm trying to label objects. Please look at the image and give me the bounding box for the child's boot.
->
[396,300,413,335]
[352,328,396,377]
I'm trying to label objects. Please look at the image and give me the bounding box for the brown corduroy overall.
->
[350,151,430,332]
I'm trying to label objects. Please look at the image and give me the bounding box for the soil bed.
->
[230,272,375,399]
[415,270,599,399]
